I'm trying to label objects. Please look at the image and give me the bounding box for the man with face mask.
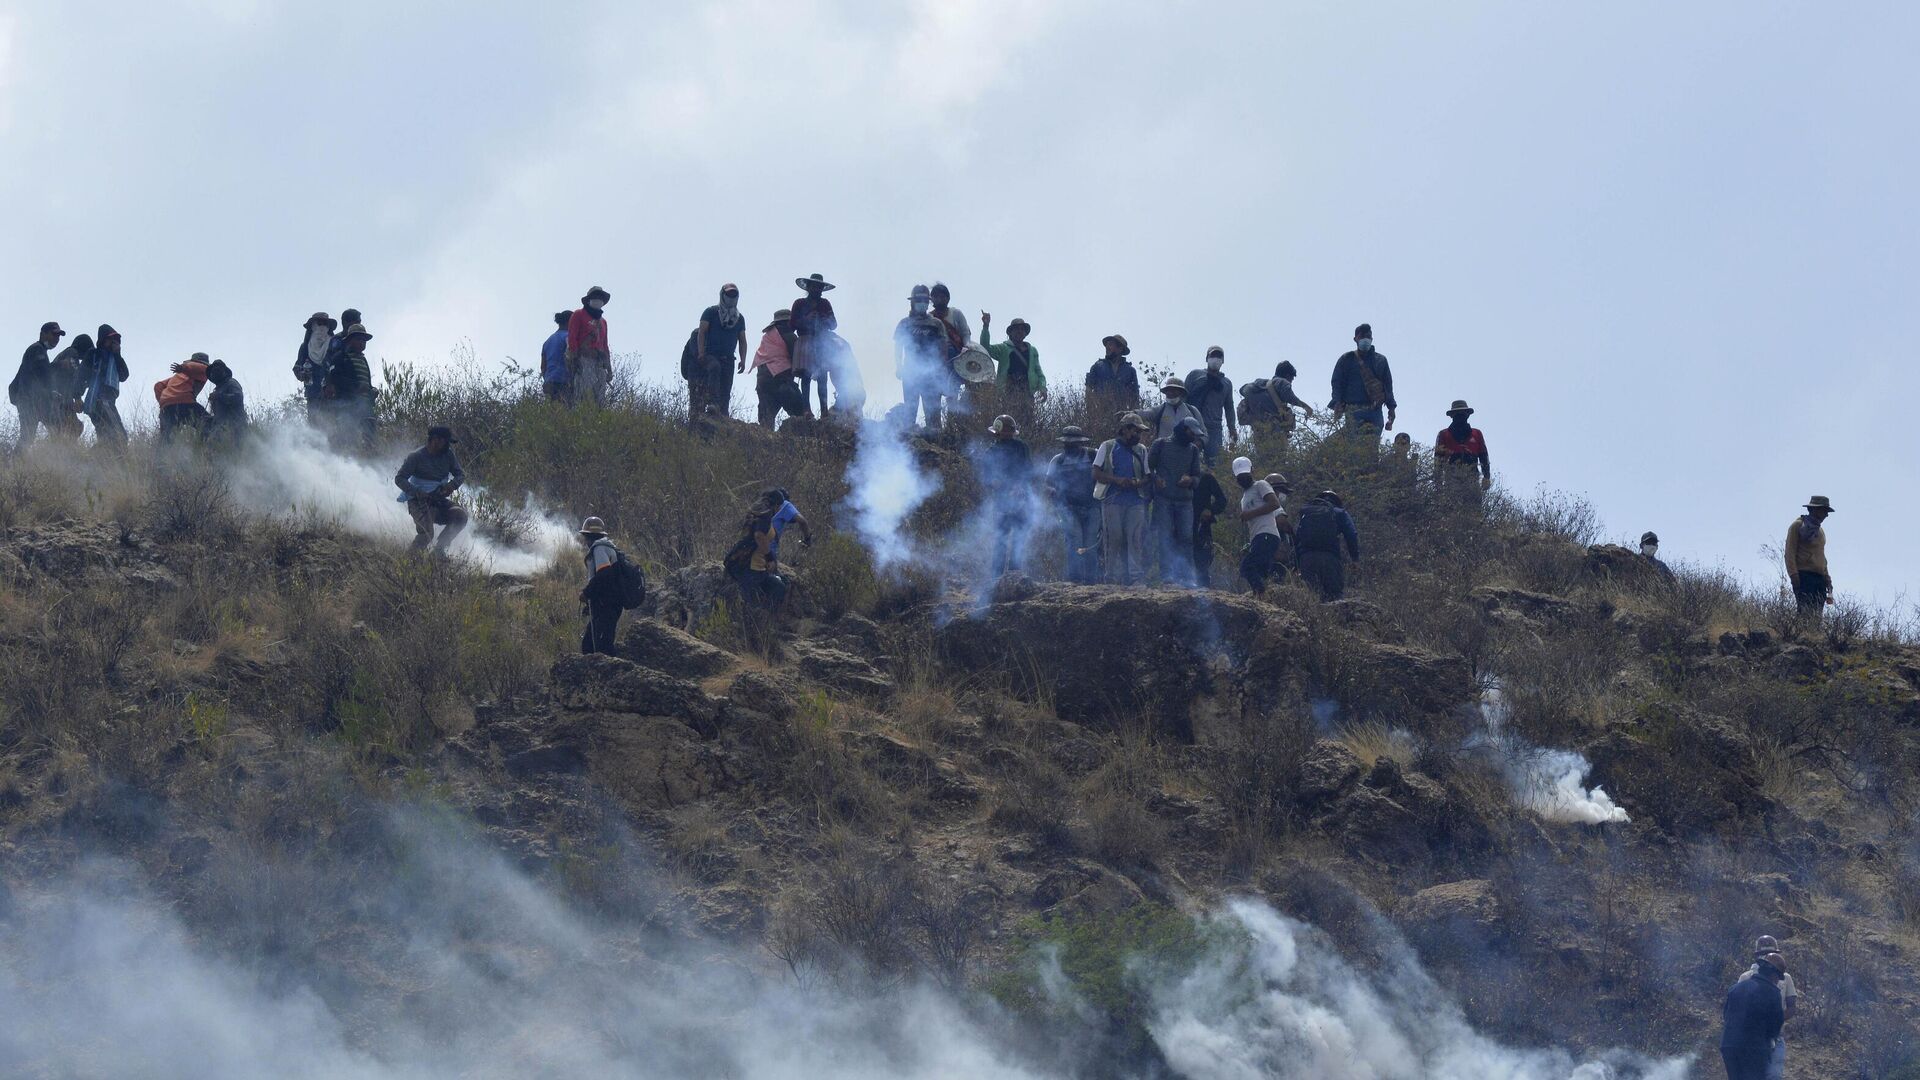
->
[1148,416,1208,586]
[691,283,748,422]
[1434,399,1491,497]
[1785,496,1835,619]
[1329,323,1395,440]
[567,287,613,406]
[1638,531,1676,585]
[894,284,950,431]
[1233,457,1287,596]
[293,312,337,429]
[1144,376,1204,443]
[1085,335,1141,429]
[1183,346,1237,466]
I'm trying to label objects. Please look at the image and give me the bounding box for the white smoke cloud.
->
[1477,686,1630,826]
[225,423,572,576]
[841,420,941,570]
[1149,899,1691,1080]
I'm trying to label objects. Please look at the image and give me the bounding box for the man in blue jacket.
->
[1720,952,1788,1080]
[541,312,571,402]
[1294,490,1359,601]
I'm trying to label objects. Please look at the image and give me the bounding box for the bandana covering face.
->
[715,289,740,329]
[306,325,331,366]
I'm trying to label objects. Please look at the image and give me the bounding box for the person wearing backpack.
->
[578,516,629,654]
[1047,426,1101,583]
[1294,490,1359,601]
[1238,361,1315,449]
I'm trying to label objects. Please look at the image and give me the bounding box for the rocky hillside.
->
[3,391,1919,1077]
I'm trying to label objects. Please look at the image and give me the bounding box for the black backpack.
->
[1294,503,1342,554]
[680,330,702,380]
[594,539,648,609]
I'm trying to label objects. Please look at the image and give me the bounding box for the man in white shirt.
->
[1233,457,1288,595]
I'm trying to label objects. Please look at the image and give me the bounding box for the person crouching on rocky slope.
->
[394,426,468,554]
[725,489,812,613]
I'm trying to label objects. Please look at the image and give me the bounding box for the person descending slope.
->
[1328,323,1395,440]
[567,287,613,406]
[1784,496,1835,619]
[725,489,813,611]
[1736,935,1798,1080]
[578,516,643,655]
[1294,490,1359,601]
[1434,399,1491,497]
[1720,951,1788,1080]
[1237,361,1314,448]
[46,331,92,441]
[394,426,469,554]
[82,325,131,451]
[1183,346,1236,466]
[1233,456,1287,595]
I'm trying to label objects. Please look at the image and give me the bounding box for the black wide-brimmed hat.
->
[796,273,836,292]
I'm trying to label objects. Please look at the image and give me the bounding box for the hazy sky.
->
[3,1,1914,601]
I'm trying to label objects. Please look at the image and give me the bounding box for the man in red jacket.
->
[566,286,612,406]
[1435,398,1491,498]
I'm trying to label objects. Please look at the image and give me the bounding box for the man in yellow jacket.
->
[1784,495,1835,617]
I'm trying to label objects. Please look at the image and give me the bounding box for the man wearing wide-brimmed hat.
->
[1785,496,1835,618]
[293,311,338,426]
[1047,425,1102,583]
[790,273,838,418]
[1142,374,1204,443]
[325,323,378,451]
[894,284,949,430]
[567,286,613,407]
[980,312,1046,434]
[1085,334,1140,430]
[1093,413,1151,585]
[1435,399,1491,496]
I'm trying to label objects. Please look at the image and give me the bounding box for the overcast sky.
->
[3,1,1914,602]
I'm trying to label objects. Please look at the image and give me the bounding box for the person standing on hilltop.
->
[895,285,951,431]
[1328,322,1395,440]
[1142,376,1204,443]
[1147,416,1207,587]
[1184,346,1236,466]
[1092,413,1151,585]
[751,308,804,428]
[1192,462,1229,587]
[327,323,378,451]
[1233,457,1287,596]
[541,311,572,403]
[567,287,613,406]
[293,312,337,428]
[395,425,469,554]
[1434,399,1492,497]
[1085,335,1140,430]
[980,313,1045,434]
[1237,361,1315,449]
[980,415,1034,577]
[47,331,93,441]
[9,321,64,452]
[205,360,248,448]
[790,273,837,419]
[154,353,212,445]
[1047,426,1101,584]
[82,325,130,452]
[1785,496,1835,618]
[1720,951,1788,1080]
[1294,490,1359,601]
[691,283,748,422]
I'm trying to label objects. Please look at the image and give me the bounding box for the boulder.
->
[1472,585,1580,625]
[1400,878,1501,930]
[1297,740,1364,804]
[791,640,895,697]
[1768,644,1827,682]
[935,583,1298,738]
[726,670,798,721]
[1343,643,1475,717]
[548,654,721,733]
[5,522,179,591]
[577,711,732,811]
[620,618,735,679]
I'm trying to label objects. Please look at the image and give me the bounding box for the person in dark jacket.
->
[294,312,338,427]
[10,322,64,451]
[205,360,248,448]
[1435,399,1491,496]
[1047,426,1101,583]
[46,332,92,441]
[1720,952,1788,1080]
[394,425,469,553]
[82,325,130,451]
[1294,490,1359,601]
[578,516,625,654]
[791,274,838,417]
[1238,362,1315,449]
[1192,466,1229,587]
[1328,323,1395,440]
[154,353,212,445]
[327,323,377,451]
[541,311,571,402]
[1148,417,1208,587]
[692,283,748,422]
[1183,346,1236,466]
[981,415,1034,577]
[1085,335,1140,430]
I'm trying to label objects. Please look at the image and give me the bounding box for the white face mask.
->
[1641,542,1658,557]
[911,300,929,314]
[1355,338,1373,351]
[1207,357,1223,370]
[587,300,604,312]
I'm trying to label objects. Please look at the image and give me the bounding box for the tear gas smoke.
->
[1150,898,1691,1080]
[1477,685,1631,826]
[225,424,572,575]
[841,420,940,570]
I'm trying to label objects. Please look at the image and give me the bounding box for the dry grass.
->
[1331,719,1419,770]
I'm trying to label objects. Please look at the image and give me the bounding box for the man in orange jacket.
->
[155,353,212,444]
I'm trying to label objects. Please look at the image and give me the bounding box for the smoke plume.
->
[841,420,941,570]
[1477,686,1631,826]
